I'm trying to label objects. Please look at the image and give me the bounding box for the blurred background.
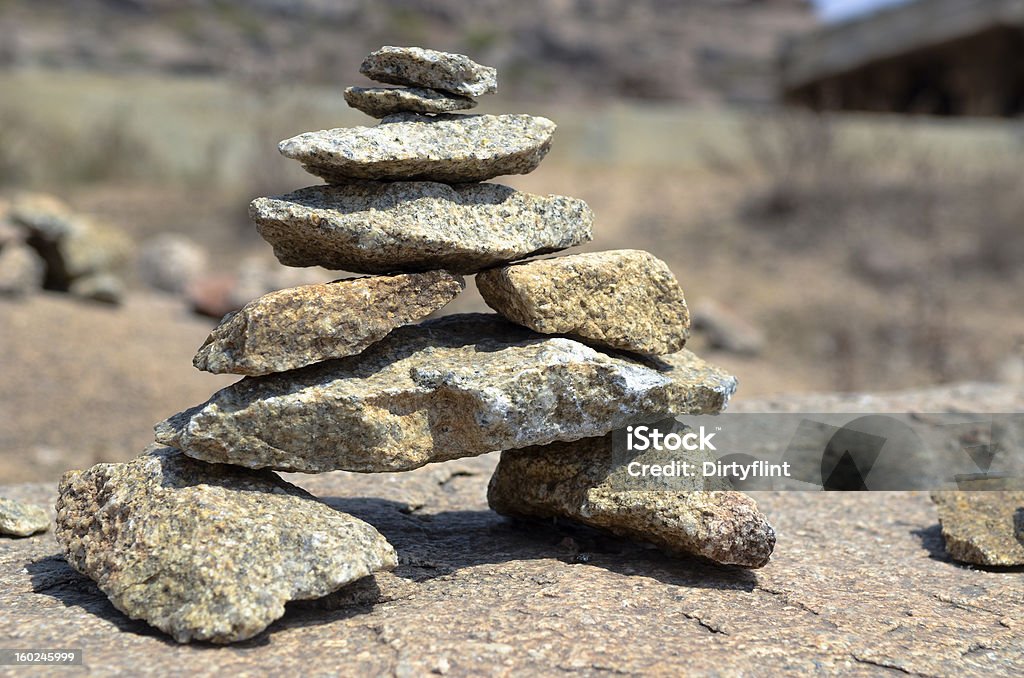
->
[1,0,1023,483]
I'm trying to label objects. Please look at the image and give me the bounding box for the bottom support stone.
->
[488,430,776,568]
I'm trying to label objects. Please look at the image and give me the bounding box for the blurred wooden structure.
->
[780,0,1024,116]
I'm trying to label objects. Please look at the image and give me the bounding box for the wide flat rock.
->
[477,249,690,355]
[3,463,1022,675]
[278,113,555,183]
[344,86,476,118]
[488,429,775,568]
[250,182,593,274]
[359,46,497,97]
[193,271,464,376]
[156,314,737,473]
[54,448,397,644]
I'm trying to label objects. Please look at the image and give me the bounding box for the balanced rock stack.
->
[53,47,775,645]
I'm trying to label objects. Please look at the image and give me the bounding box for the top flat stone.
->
[278,113,555,183]
[360,46,497,97]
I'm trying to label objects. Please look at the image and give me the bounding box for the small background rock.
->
[692,298,765,356]
[0,242,45,297]
[931,491,1024,566]
[4,193,132,303]
[138,233,208,294]
[0,496,49,536]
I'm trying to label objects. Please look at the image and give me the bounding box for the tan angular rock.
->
[488,429,775,568]
[194,271,465,376]
[0,496,49,537]
[477,250,690,355]
[250,182,592,274]
[359,46,497,97]
[931,491,1024,566]
[344,86,476,118]
[55,447,398,644]
[156,314,738,473]
[278,113,554,183]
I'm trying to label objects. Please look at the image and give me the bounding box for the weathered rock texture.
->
[278,113,554,183]
[156,314,737,473]
[54,447,397,644]
[488,435,774,568]
[477,250,690,355]
[359,46,497,97]
[931,491,1024,566]
[344,86,476,118]
[0,497,49,537]
[193,271,464,376]
[250,182,592,274]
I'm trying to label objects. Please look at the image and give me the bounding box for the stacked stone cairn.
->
[53,46,776,645]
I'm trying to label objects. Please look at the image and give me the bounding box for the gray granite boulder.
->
[54,447,397,644]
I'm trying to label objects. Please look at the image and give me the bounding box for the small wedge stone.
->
[488,431,775,568]
[0,497,49,537]
[344,86,476,118]
[194,271,465,376]
[55,447,397,644]
[360,46,497,97]
[156,314,738,473]
[278,113,554,183]
[477,250,690,355]
[250,182,592,274]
